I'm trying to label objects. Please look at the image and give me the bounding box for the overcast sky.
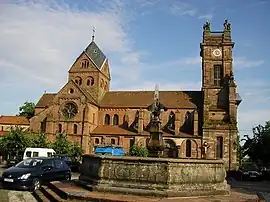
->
[0,0,269,140]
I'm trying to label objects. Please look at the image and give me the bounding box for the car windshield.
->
[15,159,43,168]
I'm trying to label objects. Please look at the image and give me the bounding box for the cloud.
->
[234,57,265,69]
[0,0,144,91]
[197,14,213,21]
[170,3,197,17]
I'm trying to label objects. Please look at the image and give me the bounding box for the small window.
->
[1,126,3,131]
[130,138,135,147]
[104,114,110,125]
[81,59,89,68]
[186,140,191,158]
[216,136,223,159]
[55,160,64,169]
[26,151,32,158]
[111,138,116,145]
[69,88,74,94]
[95,138,100,144]
[33,152,39,157]
[86,76,94,86]
[75,77,82,85]
[58,124,62,133]
[113,114,119,125]
[74,124,78,134]
[214,65,223,86]
[47,152,52,157]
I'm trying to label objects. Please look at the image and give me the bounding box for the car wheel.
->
[31,178,41,192]
[64,174,71,180]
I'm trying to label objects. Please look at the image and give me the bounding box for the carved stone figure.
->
[224,19,231,31]
[203,21,210,31]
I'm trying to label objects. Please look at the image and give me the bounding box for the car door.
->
[54,159,69,181]
[40,159,56,182]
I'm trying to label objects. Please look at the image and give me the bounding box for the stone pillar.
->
[194,110,198,136]
[175,110,180,135]
[138,109,144,134]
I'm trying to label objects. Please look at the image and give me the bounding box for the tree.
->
[31,132,51,148]
[51,133,83,162]
[0,127,33,157]
[129,145,148,157]
[18,101,35,119]
[241,121,270,166]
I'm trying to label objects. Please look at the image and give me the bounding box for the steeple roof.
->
[85,41,106,69]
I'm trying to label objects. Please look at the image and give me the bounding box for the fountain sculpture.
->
[78,85,230,197]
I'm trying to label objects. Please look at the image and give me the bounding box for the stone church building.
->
[30,20,241,171]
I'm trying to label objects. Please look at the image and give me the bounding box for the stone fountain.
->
[78,86,230,197]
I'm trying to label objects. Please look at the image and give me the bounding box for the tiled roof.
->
[35,91,202,109]
[99,91,202,109]
[0,116,30,125]
[91,125,199,138]
[35,93,56,108]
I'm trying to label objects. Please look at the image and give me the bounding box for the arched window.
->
[186,140,191,158]
[58,123,62,133]
[111,138,116,145]
[1,126,3,131]
[86,76,94,86]
[113,114,119,125]
[216,136,223,159]
[168,111,175,130]
[81,59,89,68]
[73,124,77,134]
[95,138,100,144]
[40,118,47,133]
[75,77,82,85]
[104,114,110,125]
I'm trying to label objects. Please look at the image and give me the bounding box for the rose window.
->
[62,103,78,119]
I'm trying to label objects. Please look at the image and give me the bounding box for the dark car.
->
[6,155,23,168]
[1,157,71,191]
[53,154,72,166]
[240,164,263,180]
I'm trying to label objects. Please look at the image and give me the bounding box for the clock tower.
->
[200,20,241,170]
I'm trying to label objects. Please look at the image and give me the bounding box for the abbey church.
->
[30,20,242,171]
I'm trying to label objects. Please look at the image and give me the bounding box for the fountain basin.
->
[79,155,230,197]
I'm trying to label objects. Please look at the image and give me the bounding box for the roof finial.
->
[154,84,159,102]
[92,26,95,42]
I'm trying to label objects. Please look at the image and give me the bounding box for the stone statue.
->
[146,85,167,157]
[202,142,210,159]
[203,21,210,31]
[223,19,231,31]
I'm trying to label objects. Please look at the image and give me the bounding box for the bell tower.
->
[200,20,242,170]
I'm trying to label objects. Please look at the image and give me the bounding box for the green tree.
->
[51,133,83,162]
[0,127,33,157]
[129,145,148,157]
[241,121,270,166]
[18,101,35,119]
[31,132,51,148]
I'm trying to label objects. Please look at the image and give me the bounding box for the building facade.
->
[0,116,30,136]
[30,20,241,170]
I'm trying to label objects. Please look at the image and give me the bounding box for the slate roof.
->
[85,41,106,69]
[0,116,30,125]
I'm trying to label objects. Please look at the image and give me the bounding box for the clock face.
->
[62,103,77,119]
[213,49,222,57]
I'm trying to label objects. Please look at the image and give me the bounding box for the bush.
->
[129,145,148,157]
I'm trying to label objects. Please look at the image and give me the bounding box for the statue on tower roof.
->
[203,21,211,31]
[223,19,231,31]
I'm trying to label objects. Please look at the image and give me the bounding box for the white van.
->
[23,148,56,159]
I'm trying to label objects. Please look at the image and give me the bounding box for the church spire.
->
[92,26,95,42]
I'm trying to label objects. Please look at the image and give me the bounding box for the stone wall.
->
[79,155,230,197]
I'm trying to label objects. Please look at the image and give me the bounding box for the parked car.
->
[240,163,263,180]
[6,155,23,168]
[1,157,71,191]
[53,154,72,166]
[23,148,56,159]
